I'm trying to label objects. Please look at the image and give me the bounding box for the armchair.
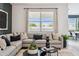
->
[49,33,63,48]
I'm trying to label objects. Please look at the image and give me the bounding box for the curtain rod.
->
[24,8,58,9]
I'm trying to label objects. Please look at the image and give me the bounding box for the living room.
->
[0,2,79,56]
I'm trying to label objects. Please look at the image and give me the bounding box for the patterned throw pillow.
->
[1,36,11,46]
[51,33,61,40]
[21,32,28,40]
[0,38,6,50]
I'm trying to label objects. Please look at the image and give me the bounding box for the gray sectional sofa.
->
[0,32,63,56]
[0,34,22,56]
[0,33,46,56]
[22,33,46,47]
[0,40,22,56]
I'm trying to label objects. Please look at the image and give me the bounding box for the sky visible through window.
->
[28,10,56,32]
[68,18,76,30]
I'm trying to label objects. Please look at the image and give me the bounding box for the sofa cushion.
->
[52,33,60,40]
[50,40,61,44]
[0,38,7,50]
[33,34,42,40]
[35,40,46,43]
[0,46,16,56]
[13,32,19,36]
[1,36,11,46]
[10,35,21,42]
[11,40,22,47]
[21,32,28,40]
[22,39,33,44]
[27,33,33,39]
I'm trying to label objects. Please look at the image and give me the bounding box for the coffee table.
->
[23,47,59,56]
[41,47,59,56]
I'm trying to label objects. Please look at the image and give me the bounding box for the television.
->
[0,9,8,30]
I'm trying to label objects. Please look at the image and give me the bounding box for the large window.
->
[68,15,79,31]
[28,9,57,32]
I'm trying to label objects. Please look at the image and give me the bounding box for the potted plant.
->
[28,41,38,54]
[62,35,69,48]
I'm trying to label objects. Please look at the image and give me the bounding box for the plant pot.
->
[28,48,38,54]
[63,40,67,48]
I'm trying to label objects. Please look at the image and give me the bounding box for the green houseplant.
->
[62,35,69,48]
[63,35,69,40]
[28,41,38,54]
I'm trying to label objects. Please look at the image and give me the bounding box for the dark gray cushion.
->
[10,35,21,42]
[1,36,11,46]
[33,34,42,40]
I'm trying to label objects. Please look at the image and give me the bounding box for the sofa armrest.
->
[49,34,53,40]
[59,36,63,48]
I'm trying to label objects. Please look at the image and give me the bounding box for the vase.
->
[28,48,38,54]
[63,40,67,48]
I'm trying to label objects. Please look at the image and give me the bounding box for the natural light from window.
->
[28,9,57,32]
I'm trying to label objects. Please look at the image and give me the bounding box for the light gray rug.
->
[16,48,75,56]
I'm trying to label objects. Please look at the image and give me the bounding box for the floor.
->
[16,39,79,56]
[16,48,75,56]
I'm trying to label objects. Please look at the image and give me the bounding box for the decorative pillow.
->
[21,32,28,40]
[1,36,11,46]
[42,34,46,39]
[0,38,6,50]
[10,35,21,42]
[33,34,42,40]
[13,32,19,36]
[6,34,13,41]
[52,33,60,40]
[27,33,33,39]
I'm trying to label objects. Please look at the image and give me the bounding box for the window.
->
[28,9,57,32]
[68,15,79,31]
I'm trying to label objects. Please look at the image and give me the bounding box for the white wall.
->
[12,5,26,32]
[68,3,79,15]
[12,3,68,34]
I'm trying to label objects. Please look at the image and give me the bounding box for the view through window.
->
[28,9,57,32]
[68,15,79,31]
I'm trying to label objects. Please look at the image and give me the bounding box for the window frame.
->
[27,8,58,33]
[68,15,79,31]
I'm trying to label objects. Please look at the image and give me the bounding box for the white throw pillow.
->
[53,33,60,40]
[21,32,28,40]
[13,32,20,36]
[0,38,6,50]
